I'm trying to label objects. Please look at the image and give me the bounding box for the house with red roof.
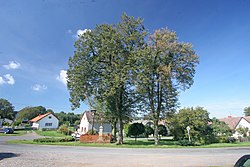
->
[220,116,250,138]
[78,111,112,135]
[29,112,59,130]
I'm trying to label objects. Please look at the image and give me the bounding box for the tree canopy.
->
[0,98,15,120]
[16,106,48,122]
[134,28,199,144]
[244,107,250,116]
[170,107,212,144]
[128,123,145,141]
[67,14,199,145]
[67,14,146,144]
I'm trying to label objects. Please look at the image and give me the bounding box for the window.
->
[45,123,52,126]
[48,116,52,119]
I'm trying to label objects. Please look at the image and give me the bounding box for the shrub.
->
[58,124,69,135]
[177,139,200,146]
[33,137,74,143]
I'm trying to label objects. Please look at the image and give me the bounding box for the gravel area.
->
[0,133,249,167]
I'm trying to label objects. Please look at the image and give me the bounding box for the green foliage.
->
[177,139,199,146]
[67,13,147,144]
[211,117,232,136]
[0,98,15,120]
[67,14,198,145]
[58,124,70,135]
[134,28,199,145]
[16,106,47,122]
[123,123,130,137]
[170,107,213,144]
[158,125,168,136]
[128,123,145,141]
[244,107,250,116]
[33,137,74,143]
[55,111,81,126]
[236,126,249,137]
[144,125,154,138]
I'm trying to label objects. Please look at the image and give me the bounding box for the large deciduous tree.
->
[0,98,15,120]
[134,28,199,145]
[67,14,146,144]
[16,106,48,122]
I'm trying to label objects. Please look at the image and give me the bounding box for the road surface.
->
[0,133,249,167]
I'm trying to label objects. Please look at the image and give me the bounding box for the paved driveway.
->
[0,131,43,143]
[0,134,249,167]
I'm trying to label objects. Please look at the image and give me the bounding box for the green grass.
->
[7,138,250,148]
[0,130,28,136]
[35,130,69,137]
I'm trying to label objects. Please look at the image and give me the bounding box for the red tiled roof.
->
[245,116,250,123]
[219,117,242,130]
[29,112,54,122]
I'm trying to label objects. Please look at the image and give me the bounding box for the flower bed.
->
[80,134,112,143]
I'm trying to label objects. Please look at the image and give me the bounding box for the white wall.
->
[234,118,250,137]
[79,113,90,134]
[79,113,112,135]
[32,114,59,130]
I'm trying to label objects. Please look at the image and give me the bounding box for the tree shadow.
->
[0,153,20,160]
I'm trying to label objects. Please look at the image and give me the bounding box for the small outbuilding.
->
[78,111,112,135]
[29,112,59,130]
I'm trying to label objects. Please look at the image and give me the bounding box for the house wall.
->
[79,113,90,134]
[32,114,59,130]
[235,118,250,137]
[79,113,112,135]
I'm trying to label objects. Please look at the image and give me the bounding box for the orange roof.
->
[29,112,55,122]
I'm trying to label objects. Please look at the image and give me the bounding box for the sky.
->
[0,0,250,118]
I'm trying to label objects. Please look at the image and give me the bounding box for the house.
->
[220,116,250,138]
[78,111,112,135]
[29,112,59,130]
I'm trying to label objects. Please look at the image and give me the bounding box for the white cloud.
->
[0,76,4,85]
[32,84,47,91]
[75,29,91,38]
[4,74,15,85]
[0,74,15,85]
[56,70,67,86]
[3,61,21,70]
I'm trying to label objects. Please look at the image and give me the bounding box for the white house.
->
[220,116,250,138]
[78,111,112,135]
[29,112,59,130]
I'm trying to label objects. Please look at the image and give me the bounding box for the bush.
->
[177,139,200,146]
[58,124,70,135]
[33,137,74,143]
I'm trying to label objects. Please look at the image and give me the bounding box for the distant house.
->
[29,112,59,130]
[78,111,112,135]
[220,116,250,138]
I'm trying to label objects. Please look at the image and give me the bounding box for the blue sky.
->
[0,0,250,118]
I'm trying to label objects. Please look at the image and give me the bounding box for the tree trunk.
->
[154,120,159,145]
[117,117,123,144]
[113,121,117,142]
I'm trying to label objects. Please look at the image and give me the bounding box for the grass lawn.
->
[35,130,69,137]
[7,137,250,148]
[0,130,28,136]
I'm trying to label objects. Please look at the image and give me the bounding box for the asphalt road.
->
[0,133,249,167]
